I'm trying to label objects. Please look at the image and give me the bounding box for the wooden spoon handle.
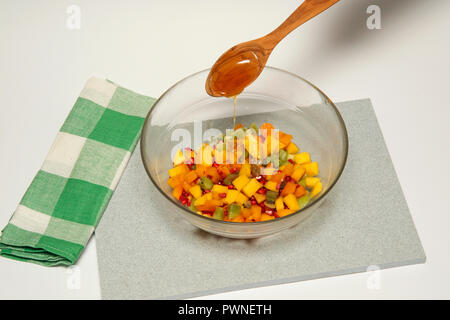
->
[263,0,339,49]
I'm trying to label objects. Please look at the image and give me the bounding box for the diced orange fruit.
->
[172,186,183,200]
[282,163,294,176]
[281,181,296,196]
[184,170,198,184]
[279,131,292,146]
[295,185,307,198]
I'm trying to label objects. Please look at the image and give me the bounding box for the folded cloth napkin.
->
[0,77,155,266]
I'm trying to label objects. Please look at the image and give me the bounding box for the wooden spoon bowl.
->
[206,0,339,97]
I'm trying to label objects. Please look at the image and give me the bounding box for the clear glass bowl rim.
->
[140,66,349,225]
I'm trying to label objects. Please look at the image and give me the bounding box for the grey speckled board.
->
[95,99,425,299]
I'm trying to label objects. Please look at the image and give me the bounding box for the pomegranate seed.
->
[204,189,210,193]
[288,159,294,164]
[187,200,191,206]
[274,212,280,218]
[181,199,187,205]
[219,193,227,198]
[228,185,234,189]
[212,162,219,168]
[285,176,291,181]
[251,200,257,205]
[257,188,266,194]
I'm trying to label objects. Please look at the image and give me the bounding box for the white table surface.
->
[0,0,449,300]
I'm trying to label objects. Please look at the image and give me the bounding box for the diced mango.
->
[231,216,245,222]
[211,184,228,194]
[241,208,252,218]
[239,163,251,177]
[235,192,249,205]
[283,194,300,211]
[194,194,208,206]
[264,180,278,192]
[278,208,294,217]
[189,185,202,199]
[306,177,320,188]
[290,165,306,181]
[275,197,284,211]
[261,214,275,221]
[253,193,266,204]
[232,175,250,191]
[242,178,263,198]
[250,205,262,220]
[303,161,319,176]
[279,131,292,146]
[286,142,299,154]
[310,181,323,198]
[294,152,311,165]
[173,149,186,166]
[168,165,186,177]
[224,189,239,204]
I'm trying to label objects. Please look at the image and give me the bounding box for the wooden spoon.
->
[205,0,339,97]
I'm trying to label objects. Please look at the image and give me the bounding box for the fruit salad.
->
[167,123,322,222]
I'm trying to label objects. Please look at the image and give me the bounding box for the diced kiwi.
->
[213,207,225,220]
[298,175,307,188]
[223,173,239,186]
[243,201,252,209]
[199,176,213,190]
[279,149,288,162]
[266,190,278,204]
[297,193,310,209]
[228,203,242,219]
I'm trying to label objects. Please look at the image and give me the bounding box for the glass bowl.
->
[140,67,348,239]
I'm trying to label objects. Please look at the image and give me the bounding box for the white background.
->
[0,0,449,299]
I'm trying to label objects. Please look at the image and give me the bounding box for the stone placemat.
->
[95,99,425,299]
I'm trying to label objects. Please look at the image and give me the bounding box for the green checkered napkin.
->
[0,77,155,266]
